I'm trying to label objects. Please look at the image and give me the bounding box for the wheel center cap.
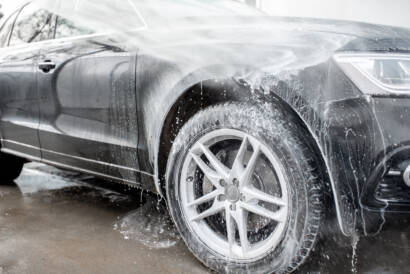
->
[225,185,240,203]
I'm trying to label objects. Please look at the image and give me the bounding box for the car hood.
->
[114,15,409,79]
[140,15,410,53]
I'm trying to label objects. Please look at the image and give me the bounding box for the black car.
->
[0,0,409,273]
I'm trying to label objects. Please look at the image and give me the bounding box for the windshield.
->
[44,0,262,34]
[54,0,146,33]
[134,0,263,21]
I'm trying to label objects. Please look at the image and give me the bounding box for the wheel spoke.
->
[225,208,236,256]
[240,202,286,223]
[190,152,221,187]
[187,190,219,207]
[231,136,249,178]
[243,187,286,207]
[240,144,260,187]
[190,202,224,222]
[197,143,230,178]
[232,208,249,256]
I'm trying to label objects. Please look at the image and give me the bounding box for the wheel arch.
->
[152,73,353,236]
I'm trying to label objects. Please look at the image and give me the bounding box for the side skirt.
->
[0,139,156,191]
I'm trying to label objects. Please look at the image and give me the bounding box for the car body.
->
[0,0,410,272]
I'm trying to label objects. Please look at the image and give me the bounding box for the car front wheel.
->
[166,102,324,273]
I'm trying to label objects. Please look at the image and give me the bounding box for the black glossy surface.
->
[0,0,409,236]
[37,36,140,185]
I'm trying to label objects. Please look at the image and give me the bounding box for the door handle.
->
[38,60,56,73]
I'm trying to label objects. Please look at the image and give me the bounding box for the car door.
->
[0,2,55,158]
[37,3,140,183]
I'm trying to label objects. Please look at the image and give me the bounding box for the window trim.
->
[0,11,18,48]
[1,11,19,47]
[0,8,22,48]
[7,3,30,47]
[52,14,58,39]
[0,26,147,51]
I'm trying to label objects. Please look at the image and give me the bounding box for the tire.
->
[0,152,25,184]
[166,102,324,273]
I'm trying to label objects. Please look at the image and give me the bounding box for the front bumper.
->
[358,96,410,211]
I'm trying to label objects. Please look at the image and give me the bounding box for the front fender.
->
[137,52,380,236]
[136,59,259,175]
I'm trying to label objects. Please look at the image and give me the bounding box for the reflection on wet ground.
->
[0,163,409,274]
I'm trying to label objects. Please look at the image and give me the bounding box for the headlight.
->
[335,54,410,95]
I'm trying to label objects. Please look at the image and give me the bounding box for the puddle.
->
[114,200,181,249]
[15,163,81,194]
[13,163,181,249]
[3,163,410,273]
[12,163,135,207]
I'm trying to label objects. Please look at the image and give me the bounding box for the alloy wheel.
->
[179,129,289,262]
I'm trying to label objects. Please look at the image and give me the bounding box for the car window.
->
[54,0,146,35]
[54,16,95,39]
[134,0,263,26]
[0,11,18,48]
[9,3,55,47]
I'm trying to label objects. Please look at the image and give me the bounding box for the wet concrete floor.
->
[0,163,409,274]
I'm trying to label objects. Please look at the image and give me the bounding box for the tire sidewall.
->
[166,103,321,274]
